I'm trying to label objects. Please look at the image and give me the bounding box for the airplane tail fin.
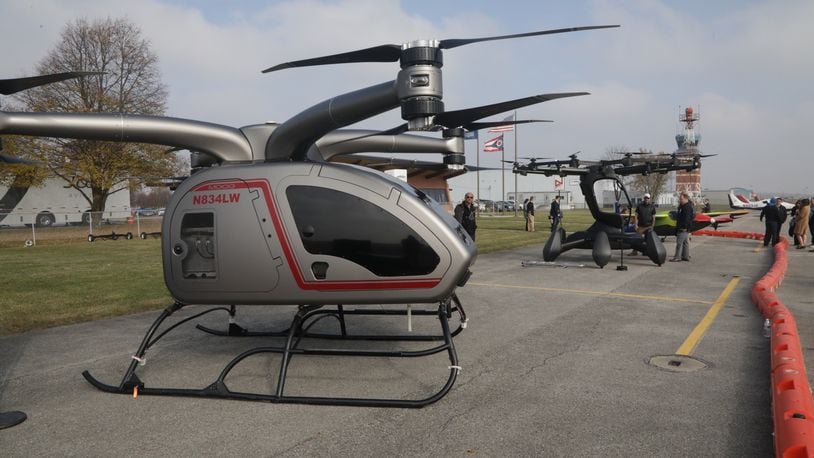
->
[728,190,741,209]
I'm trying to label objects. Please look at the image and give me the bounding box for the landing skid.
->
[83,296,467,408]
[196,297,467,341]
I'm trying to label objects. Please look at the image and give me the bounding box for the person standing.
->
[548,195,561,231]
[523,198,530,231]
[454,193,477,241]
[776,198,788,244]
[670,192,694,262]
[760,197,780,247]
[809,199,814,252]
[794,198,810,249]
[526,196,536,232]
[629,193,656,255]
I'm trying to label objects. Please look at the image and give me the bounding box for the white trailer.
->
[0,177,131,227]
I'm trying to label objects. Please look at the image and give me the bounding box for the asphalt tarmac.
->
[1,213,806,456]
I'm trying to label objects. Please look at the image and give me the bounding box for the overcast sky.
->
[2,0,812,194]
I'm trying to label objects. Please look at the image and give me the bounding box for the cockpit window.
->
[286,185,440,276]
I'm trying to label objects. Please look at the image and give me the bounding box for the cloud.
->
[2,0,813,193]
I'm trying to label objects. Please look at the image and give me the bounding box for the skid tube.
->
[196,294,467,341]
[83,297,465,408]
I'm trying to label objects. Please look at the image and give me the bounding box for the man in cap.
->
[629,193,656,255]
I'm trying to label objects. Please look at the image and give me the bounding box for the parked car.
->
[495,201,515,212]
[479,199,495,212]
[136,207,157,217]
[157,208,166,216]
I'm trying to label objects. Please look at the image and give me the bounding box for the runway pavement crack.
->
[522,318,603,378]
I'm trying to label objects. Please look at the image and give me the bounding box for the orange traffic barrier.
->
[679,231,813,453]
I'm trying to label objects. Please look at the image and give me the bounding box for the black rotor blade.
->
[262,25,618,73]
[0,71,103,95]
[262,44,402,73]
[440,25,620,49]
[697,153,717,158]
[464,119,552,131]
[323,123,408,147]
[435,92,588,129]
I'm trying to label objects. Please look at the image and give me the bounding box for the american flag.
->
[483,134,504,153]
[487,114,515,133]
[463,130,478,140]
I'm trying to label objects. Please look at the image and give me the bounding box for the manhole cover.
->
[647,354,710,372]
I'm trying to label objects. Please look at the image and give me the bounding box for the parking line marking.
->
[468,282,713,305]
[675,277,741,356]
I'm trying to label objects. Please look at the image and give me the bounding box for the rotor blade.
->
[464,119,552,131]
[440,25,620,49]
[262,44,402,73]
[0,71,103,95]
[435,92,588,129]
[697,153,717,158]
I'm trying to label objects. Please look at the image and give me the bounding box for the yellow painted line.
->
[675,277,741,356]
[468,282,713,305]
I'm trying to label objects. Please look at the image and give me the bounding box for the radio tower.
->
[674,106,702,196]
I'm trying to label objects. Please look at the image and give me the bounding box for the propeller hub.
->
[443,152,466,170]
[397,64,444,127]
[399,43,443,69]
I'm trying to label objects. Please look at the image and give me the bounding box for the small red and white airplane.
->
[728,190,795,211]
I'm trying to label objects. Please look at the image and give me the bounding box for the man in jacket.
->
[525,196,536,232]
[454,193,477,241]
[670,192,694,262]
[548,195,561,231]
[629,193,656,255]
[760,197,780,247]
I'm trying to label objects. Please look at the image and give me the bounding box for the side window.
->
[286,186,440,277]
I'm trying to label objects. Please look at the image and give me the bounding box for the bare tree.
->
[13,17,179,211]
[626,148,670,202]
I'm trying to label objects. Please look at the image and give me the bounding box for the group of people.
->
[627,191,693,262]
[520,195,562,232]
[453,194,564,241]
[761,197,812,249]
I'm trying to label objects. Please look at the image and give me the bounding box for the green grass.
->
[475,209,594,253]
[0,210,594,335]
[0,240,170,335]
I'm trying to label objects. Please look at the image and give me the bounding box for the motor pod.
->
[161,162,476,305]
[543,227,566,262]
[644,230,667,266]
[397,40,444,131]
[592,230,611,268]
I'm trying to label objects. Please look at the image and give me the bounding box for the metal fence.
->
[0,211,163,247]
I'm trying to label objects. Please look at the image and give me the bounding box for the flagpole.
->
[476,132,480,212]
[501,135,505,207]
[513,110,518,217]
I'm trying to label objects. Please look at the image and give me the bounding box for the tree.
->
[13,17,179,211]
[626,148,670,203]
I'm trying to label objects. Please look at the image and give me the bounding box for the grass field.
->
[0,210,593,335]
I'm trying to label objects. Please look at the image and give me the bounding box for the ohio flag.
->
[483,134,504,153]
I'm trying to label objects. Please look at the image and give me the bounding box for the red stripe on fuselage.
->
[191,179,440,291]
